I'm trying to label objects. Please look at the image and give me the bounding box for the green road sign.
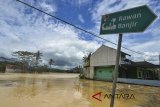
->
[100,5,157,34]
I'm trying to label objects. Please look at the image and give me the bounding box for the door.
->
[94,67,114,80]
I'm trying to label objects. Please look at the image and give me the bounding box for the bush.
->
[79,74,85,79]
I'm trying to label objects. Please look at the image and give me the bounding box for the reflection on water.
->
[0,73,159,107]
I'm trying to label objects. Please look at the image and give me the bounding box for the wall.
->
[90,45,118,67]
[83,67,90,78]
[90,67,94,79]
[5,68,22,73]
[120,66,159,80]
[127,68,138,79]
[89,45,127,79]
[118,78,160,87]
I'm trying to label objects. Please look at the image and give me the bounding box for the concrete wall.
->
[89,45,124,79]
[83,67,90,78]
[118,78,160,86]
[5,68,22,73]
[90,66,94,79]
[90,45,118,67]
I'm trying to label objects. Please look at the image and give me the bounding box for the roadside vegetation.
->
[0,50,82,73]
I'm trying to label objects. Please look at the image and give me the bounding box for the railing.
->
[120,59,131,64]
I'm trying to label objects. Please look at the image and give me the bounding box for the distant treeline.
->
[0,61,82,73]
[28,65,82,73]
[0,50,83,74]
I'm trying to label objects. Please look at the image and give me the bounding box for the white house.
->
[83,45,130,80]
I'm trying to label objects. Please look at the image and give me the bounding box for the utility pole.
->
[158,54,160,80]
[159,54,160,65]
[110,33,122,107]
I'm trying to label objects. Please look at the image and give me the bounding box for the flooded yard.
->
[0,73,159,107]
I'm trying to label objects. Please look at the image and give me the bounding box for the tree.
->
[48,59,54,69]
[34,51,42,67]
[71,65,83,73]
[12,51,35,72]
[82,52,92,64]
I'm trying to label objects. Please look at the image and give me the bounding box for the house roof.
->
[94,45,131,56]
[122,61,160,68]
[133,61,155,66]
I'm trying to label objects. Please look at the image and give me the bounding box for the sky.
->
[0,0,160,69]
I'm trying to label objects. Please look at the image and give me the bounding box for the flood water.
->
[0,73,159,107]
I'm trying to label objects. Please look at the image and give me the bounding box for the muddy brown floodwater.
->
[0,73,159,107]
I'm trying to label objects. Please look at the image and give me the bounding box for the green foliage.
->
[70,65,83,73]
[29,65,49,73]
[34,51,43,66]
[0,62,6,72]
[79,74,85,79]
[48,59,54,68]
[82,52,91,63]
[12,51,43,72]
[12,51,35,60]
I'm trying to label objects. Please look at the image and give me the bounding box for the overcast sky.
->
[0,0,160,69]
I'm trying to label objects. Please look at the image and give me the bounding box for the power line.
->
[16,0,157,57]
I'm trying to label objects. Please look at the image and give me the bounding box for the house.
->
[5,64,22,73]
[0,57,20,73]
[83,45,160,81]
[120,61,160,80]
[83,45,131,81]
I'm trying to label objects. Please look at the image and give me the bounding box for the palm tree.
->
[49,59,54,69]
[35,51,42,67]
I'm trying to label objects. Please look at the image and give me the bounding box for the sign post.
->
[100,5,157,34]
[99,5,157,107]
[110,33,122,107]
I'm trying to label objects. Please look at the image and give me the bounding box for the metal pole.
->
[159,54,160,80]
[159,54,160,65]
[110,33,123,107]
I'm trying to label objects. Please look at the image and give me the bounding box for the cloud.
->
[90,0,160,64]
[0,0,159,69]
[62,0,92,7]
[78,14,85,23]
[40,2,57,13]
[0,0,100,69]
[91,0,150,22]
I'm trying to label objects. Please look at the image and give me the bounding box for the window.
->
[137,71,143,78]
[145,71,150,78]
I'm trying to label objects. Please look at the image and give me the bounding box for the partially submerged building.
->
[83,45,160,81]
[120,61,160,80]
[5,64,22,73]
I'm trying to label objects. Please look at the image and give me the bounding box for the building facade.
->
[120,61,160,80]
[5,64,22,73]
[83,45,130,80]
[83,45,160,81]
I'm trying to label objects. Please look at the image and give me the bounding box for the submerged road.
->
[0,73,159,107]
